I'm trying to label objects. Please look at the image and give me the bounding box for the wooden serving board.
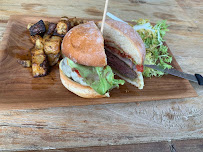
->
[0,15,198,110]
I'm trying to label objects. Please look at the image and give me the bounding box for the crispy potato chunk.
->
[68,17,86,28]
[51,36,62,41]
[56,20,70,35]
[44,37,61,54]
[43,34,51,44]
[35,37,44,49]
[17,60,32,68]
[47,53,60,66]
[31,48,49,77]
[56,20,68,35]
[32,63,48,77]
[44,36,62,66]
[53,17,71,37]
[30,35,42,44]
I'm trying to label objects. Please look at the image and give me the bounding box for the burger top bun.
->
[97,19,146,65]
[62,21,107,67]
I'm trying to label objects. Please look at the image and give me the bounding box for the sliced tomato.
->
[74,69,81,77]
[136,65,144,72]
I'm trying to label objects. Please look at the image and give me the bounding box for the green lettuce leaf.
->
[132,19,173,77]
[68,58,125,95]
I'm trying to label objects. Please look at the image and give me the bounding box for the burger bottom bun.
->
[59,68,109,98]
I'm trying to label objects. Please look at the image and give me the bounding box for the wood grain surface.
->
[0,15,197,110]
[17,139,203,152]
[20,141,172,152]
[0,0,203,151]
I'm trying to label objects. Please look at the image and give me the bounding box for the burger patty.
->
[105,49,137,80]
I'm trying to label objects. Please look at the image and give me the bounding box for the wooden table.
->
[0,0,203,151]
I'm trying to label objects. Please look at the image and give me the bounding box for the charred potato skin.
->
[47,23,57,35]
[29,20,46,36]
[44,21,50,32]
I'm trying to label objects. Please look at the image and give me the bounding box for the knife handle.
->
[195,74,203,85]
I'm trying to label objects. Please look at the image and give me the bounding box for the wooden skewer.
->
[100,0,109,34]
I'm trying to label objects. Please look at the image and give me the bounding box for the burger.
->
[97,19,146,89]
[59,21,125,98]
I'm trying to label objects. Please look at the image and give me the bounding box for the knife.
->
[144,65,203,85]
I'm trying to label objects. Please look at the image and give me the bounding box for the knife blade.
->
[144,65,203,85]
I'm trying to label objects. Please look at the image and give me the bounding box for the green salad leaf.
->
[68,58,125,95]
[132,19,173,77]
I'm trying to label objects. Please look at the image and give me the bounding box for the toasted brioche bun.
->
[62,21,107,67]
[97,19,145,65]
[59,65,109,98]
[97,19,146,89]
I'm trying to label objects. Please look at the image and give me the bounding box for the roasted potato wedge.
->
[69,17,87,28]
[44,36,62,66]
[53,18,71,37]
[56,20,70,35]
[47,53,60,66]
[31,48,49,77]
[44,36,61,55]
